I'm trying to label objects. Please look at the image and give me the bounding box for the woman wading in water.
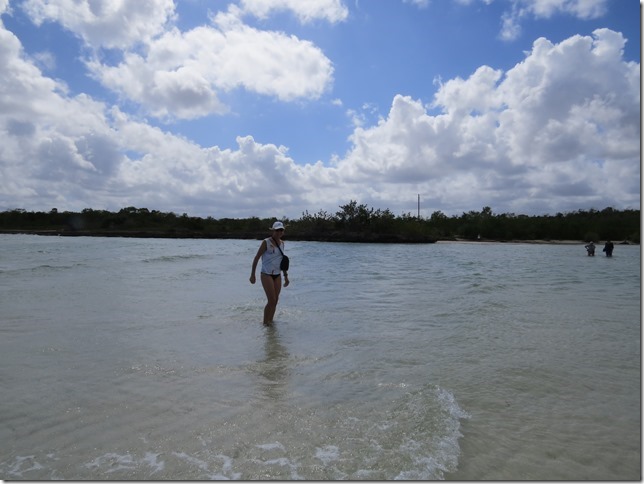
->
[250,221,289,325]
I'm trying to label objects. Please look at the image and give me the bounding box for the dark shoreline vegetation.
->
[0,202,639,244]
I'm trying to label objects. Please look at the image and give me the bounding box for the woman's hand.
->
[283,274,290,287]
[249,274,256,284]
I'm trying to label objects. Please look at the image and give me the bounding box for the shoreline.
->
[0,229,636,245]
[440,239,602,245]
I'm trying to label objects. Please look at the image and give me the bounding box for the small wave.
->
[29,263,80,272]
[256,442,286,452]
[0,384,469,480]
[2,455,45,479]
[377,385,470,480]
[84,452,164,476]
[315,445,340,465]
[172,452,241,480]
[142,254,210,263]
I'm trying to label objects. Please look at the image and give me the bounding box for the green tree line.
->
[0,202,639,243]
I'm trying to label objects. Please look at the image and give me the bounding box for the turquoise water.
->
[0,235,640,480]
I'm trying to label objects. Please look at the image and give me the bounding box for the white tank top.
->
[261,237,284,275]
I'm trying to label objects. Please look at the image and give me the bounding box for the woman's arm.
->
[249,240,267,284]
[282,241,289,286]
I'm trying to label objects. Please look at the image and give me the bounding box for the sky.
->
[0,0,640,220]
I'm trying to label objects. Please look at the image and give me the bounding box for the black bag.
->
[276,244,289,272]
[280,255,290,272]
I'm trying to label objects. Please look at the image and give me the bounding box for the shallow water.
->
[0,235,640,480]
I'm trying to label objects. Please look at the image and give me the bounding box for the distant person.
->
[585,241,595,256]
[250,221,290,326]
[603,240,614,257]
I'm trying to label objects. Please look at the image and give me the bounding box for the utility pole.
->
[417,194,420,219]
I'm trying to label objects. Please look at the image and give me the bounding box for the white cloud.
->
[21,0,176,49]
[209,8,334,101]
[527,0,607,19]
[0,2,336,215]
[432,65,504,115]
[334,28,639,215]
[31,50,56,71]
[500,11,522,42]
[87,27,229,120]
[240,0,349,23]
[76,4,334,120]
[0,0,638,219]
[403,0,430,9]
[497,0,608,41]
[17,2,335,121]
[0,13,331,215]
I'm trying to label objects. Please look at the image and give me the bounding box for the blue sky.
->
[0,0,640,219]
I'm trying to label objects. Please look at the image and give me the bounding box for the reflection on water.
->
[256,326,290,402]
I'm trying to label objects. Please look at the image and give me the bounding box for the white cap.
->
[270,221,285,231]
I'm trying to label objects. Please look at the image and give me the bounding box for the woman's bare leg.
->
[261,274,282,325]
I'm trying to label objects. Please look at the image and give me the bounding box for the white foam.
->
[256,441,285,451]
[142,452,165,475]
[249,455,302,480]
[315,445,340,465]
[82,451,166,477]
[172,451,241,480]
[436,385,471,419]
[85,452,136,474]
[5,455,44,478]
[377,382,409,388]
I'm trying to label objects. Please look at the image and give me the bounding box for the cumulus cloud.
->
[208,7,334,101]
[21,0,176,49]
[0,0,638,219]
[336,29,639,215]
[402,0,430,9]
[0,11,328,215]
[240,0,349,23]
[19,1,335,120]
[526,0,607,19]
[0,0,9,16]
[499,0,608,41]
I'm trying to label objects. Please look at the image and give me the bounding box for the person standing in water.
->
[585,241,595,256]
[250,221,289,325]
[603,240,614,257]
